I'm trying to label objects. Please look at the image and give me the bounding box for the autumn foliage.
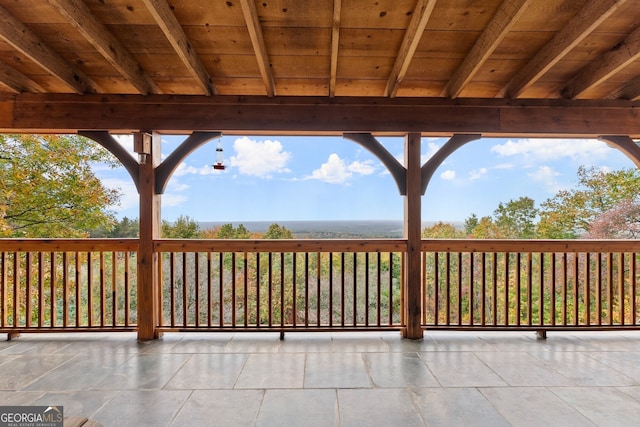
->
[0,134,120,237]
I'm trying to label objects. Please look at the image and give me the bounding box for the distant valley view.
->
[199,220,463,239]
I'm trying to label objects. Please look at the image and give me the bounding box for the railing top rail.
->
[0,238,139,252]
[2,238,639,254]
[422,239,640,253]
[154,238,407,253]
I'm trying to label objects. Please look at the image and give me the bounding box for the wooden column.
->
[403,133,423,339]
[137,132,162,340]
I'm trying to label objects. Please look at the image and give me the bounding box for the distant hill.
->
[199,220,463,238]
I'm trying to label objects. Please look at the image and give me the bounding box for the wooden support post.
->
[403,133,423,339]
[137,132,162,340]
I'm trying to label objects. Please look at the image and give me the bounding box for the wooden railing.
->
[1,238,639,336]
[422,240,640,331]
[154,239,406,332]
[0,239,138,335]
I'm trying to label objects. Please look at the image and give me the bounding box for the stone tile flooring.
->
[1,331,639,426]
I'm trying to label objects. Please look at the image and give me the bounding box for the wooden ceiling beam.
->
[444,0,533,98]
[142,0,215,95]
[240,0,276,97]
[1,94,638,137]
[0,61,44,93]
[0,4,99,94]
[384,0,437,98]
[499,0,627,99]
[607,75,640,101]
[329,0,342,97]
[49,0,160,95]
[563,24,640,99]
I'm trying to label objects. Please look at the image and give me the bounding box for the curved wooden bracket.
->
[343,133,407,195]
[599,135,640,169]
[155,131,222,194]
[421,134,481,195]
[79,130,140,192]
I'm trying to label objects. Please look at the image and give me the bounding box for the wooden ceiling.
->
[0,0,639,135]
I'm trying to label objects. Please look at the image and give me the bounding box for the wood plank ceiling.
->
[0,0,638,134]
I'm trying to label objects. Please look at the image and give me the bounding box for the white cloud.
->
[229,136,291,178]
[347,160,376,175]
[491,138,611,162]
[494,163,514,170]
[172,162,220,177]
[469,167,488,180]
[162,193,188,207]
[173,162,196,177]
[161,178,191,207]
[441,170,456,180]
[306,153,376,184]
[307,154,352,184]
[528,165,564,193]
[167,181,190,192]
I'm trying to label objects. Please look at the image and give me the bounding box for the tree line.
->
[91,216,294,239]
[423,166,640,239]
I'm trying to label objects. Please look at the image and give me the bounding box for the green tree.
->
[0,134,120,237]
[537,166,640,238]
[263,223,293,239]
[493,196,538,238]
[204,223,253,239]
[469,216,504,239]
[112,216,140,237]
[214,223,236,238]
[464,214,479,236]
[235,224,252,239]
[91,216,139,237]
[162,215,201,238]
[421,221,465,238]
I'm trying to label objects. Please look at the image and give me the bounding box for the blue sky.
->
[94,134,636,223]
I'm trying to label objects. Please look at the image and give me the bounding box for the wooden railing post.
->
[137,132,162,340]
[403,133,423,339]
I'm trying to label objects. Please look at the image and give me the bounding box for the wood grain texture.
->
[49,0,160,95]
[0,4,99,93]
[500,0,628,98]
[0,0,636,132]
[1,94,638,137]
[142,0,215,95]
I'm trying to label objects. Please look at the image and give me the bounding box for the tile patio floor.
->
[1,330,639,426]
